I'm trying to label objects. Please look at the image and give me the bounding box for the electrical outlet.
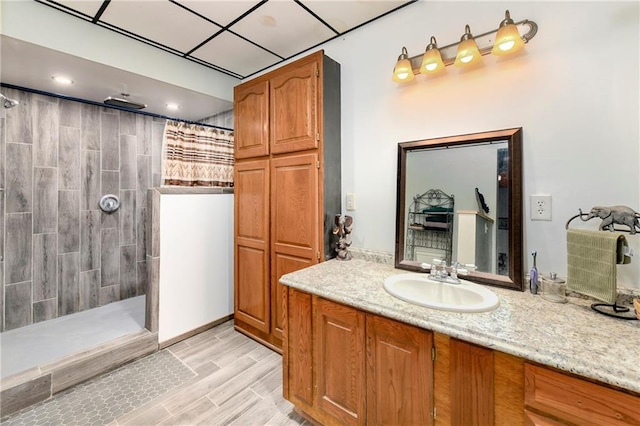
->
[346,193,356,211]
[530,194,551,221]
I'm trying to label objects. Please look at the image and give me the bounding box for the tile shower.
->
[0,88,165,332]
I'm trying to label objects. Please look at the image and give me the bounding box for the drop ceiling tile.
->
[230,1,336,58]
[190,31,281,77]
[99,0,222,53]
[300,0,410,33]
[49,0,105,19]
[175,0,262,27]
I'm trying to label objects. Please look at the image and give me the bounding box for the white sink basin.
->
[383,273,500,313]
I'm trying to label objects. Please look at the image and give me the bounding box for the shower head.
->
[103,96,146,110]
[0,93,19,109]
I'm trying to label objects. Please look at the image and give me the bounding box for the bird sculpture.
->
[475,187,490,214]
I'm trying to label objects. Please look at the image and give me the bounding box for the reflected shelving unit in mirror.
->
[406,189,455,265]
[394,128,523,291]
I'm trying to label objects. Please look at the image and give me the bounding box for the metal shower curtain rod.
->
[0,83,233,131]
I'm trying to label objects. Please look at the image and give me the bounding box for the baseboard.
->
[234,321,283,354]
[159,314,234,349]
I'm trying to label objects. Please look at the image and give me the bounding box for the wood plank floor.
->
[113,320,306,426]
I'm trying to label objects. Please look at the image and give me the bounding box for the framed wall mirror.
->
[394,128,523,291]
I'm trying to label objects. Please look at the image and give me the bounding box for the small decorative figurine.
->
[333,214,353,260]
[580,205,640,234]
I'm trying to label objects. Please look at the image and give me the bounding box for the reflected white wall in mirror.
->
[405,141,508,275]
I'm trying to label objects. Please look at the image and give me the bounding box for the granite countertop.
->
[279,258,640,394]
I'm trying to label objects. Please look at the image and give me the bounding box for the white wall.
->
[406,144,499,215]
[158,194,234,344]
[313,1,639,288]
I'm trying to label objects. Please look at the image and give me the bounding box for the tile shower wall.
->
[0,88,165,331]
[200,109,233,129]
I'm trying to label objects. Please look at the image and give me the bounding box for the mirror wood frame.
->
[395,127,524,291]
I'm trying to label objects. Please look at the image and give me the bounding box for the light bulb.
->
[498,40,515,52]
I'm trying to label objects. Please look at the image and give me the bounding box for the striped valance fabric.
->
[162,121,234,187]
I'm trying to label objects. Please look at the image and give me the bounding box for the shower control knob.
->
[99,194,120,213]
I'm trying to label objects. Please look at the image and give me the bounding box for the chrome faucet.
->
[420,260,475,285]
[426,259,461,285]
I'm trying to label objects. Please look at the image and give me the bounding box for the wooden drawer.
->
[524,364,640,425]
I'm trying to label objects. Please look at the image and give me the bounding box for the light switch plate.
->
[346,193,356,211]
[530,194,551,221]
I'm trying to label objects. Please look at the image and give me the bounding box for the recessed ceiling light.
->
[166,103,179,110]
[52,76,74,85]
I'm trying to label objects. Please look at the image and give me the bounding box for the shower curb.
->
[0,330,158,419]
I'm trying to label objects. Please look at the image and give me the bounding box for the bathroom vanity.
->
[280,259,640,425]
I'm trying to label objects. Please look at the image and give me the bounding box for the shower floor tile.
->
[0,296,145,379]
[0,350,194,426]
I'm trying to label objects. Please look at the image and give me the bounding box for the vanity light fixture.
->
[392,10,538,82]
[492,10,525,55]
[454,25,481,67]
[420,37,445,74]
[392,47,415,83]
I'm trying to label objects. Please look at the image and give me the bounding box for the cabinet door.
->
[270,57,319,154]
[366,314,434,425]
[234,79,269,159]
[450,339,495,426]
[283,288,315,412]
[314,297,366,426]
[234,159,270,333]
[271,153,319,340]
[272,254,313,341]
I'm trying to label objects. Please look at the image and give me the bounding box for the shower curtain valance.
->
[162,120,234,187]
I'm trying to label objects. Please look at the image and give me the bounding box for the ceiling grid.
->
[37,0,416,79]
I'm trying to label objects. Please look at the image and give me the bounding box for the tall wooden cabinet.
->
[234,51,341,351]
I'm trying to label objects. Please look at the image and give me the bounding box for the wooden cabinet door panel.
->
[366,314,434,426]
[525,364,640,425]
[234,79,269,159]
[235,160,269,242]
[235,245,269,332]
[271,153,319,261]
[272,253,313,341]
[285,289,315,410]
[270,59,318,154]
[314,297,365,426]
[234,159,269,333]
[494,351,526,425]
[450,339,495,426]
